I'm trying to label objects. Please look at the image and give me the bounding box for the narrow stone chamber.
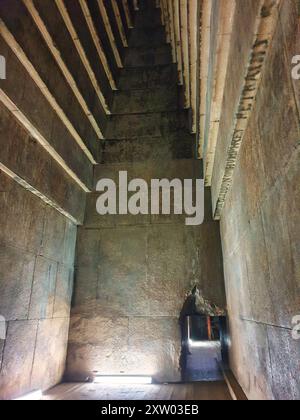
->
[0,0,299,401]
[66,1,225,383]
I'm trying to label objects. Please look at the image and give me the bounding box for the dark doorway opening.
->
[180,315,228,382]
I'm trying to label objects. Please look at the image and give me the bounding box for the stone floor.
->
[43,382,232,401]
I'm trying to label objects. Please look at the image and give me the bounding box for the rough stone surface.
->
[67,3,226,383]
[0,0,131,400]
[216,1,300,400]
[0,321,38,400]
[0,82,87,225]
[211,0,263,212]
[53,265,74,319]
[112,87,178,114]
[0,175,77,399]
[0,35,94,191]
[102,132,194,163]
[0,245,35,321]
[118,65,178,90]
[128,26,166,48]
[0,0,298,400]
[106,111,189,139]
[31,318,70,392]
[124,46,172,67]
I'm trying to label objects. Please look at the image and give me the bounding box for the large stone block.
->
[134,4,162,28]
[128,317,181,383]
[0,173,45,254]
[28,256,58,320]
[0,0,97,159]
[112,87,178,114]
[228,318,275,401]
[244,211,275,325]
[211,0,263,209]
[72,266,99,310]
[261,176,298,328]
[93,159,199,186]
[96,226,149,317]
[188,223,226,309]
[128,26,166,48]
[283,149,300,294]
[0,37,26,105]
[0,11,94,189]
[0,245,35,321]
[239,108,267,220]
[0,320,38,400]
[236,320,273,400]
[227,316,250,395]
[21,73,56,142]
[147,225,185,317]
[267,325,300,400]
[118,65,177,90]
[0,332,5,372]
[256,19,300,191]
[223,242,252,321]
[75,228,101,268]
[0,108,87,224]
[40,206,66,263]
[66,316,129,380]
[102,132,194,164]
[53,264,73,319]
[124,46,172,67]
[84,193,151,228]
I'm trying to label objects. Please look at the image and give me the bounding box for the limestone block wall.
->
[66,161,226,383]
[0,172,77,399]
[0,0,127,399]
[212,0,300,400]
